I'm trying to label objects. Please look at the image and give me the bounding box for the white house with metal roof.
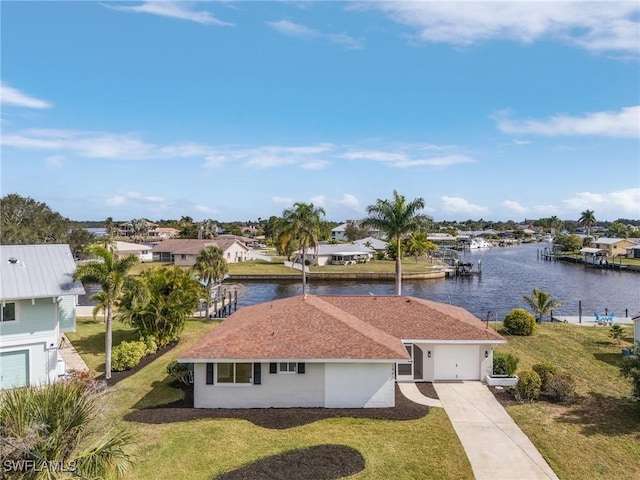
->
[0,244,85,390]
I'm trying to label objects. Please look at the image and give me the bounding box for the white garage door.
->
[0,350,29,390]
[434,345,480,381]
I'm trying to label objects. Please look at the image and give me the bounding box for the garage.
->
[0,349,29,390]
[434,344,480,381]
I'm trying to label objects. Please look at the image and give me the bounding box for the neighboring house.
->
[112,241,153,262]
[155,227,180,239]
[634,313,640,347]
[151,239,249,266]
[179,295,506,408]
[626,244,640,259]
[352,236,388,252]
[0,245,85,390]
[118,219,158,237]
[593,237,636,257]
[301,244,375,266]
[331,223,349,241]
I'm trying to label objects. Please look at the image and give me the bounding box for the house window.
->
[217,363,252,384]
[1,303,16,322]
[278,362,297,374]
[180,254,187,260]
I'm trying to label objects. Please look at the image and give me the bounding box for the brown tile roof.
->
[180,295,505,362]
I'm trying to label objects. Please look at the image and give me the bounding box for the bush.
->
[111,340,147,372]
[514,370,541,402]
[493,352,520,376]
[620,355,640,401]
[544,373,576,403]
[503,308,536,336]
[167,360,191,386]
[532,362,558,391]
[142,335,158,355]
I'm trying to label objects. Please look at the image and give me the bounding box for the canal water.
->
[231,243,639,320]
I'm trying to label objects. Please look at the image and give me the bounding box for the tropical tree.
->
[608,221,631,238]
[579,210,596,237]
[523,288,564,323]
[117,267,201,346]
[0,378,132,479]
[0,193,71,244]
[192,246,228,318]
[282,202,326,295]
[105,216,117,238]
[609,325,625,345]
[199,218,218,239]
[130,218,149,243]
[73,245,139,379]
[68,228,96,260]
[405,231,429,263]
[549,215,563,235]
[363,190,428,295]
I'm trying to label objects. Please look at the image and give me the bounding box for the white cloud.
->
[105,1,233,26]
[267,19,363,49]
[272,196,294,205]
[300,160,330,170]
[441,196,488,215]
[106,191,165,207]
[45,155,65,168]
[309,195,326,207]
[502,200,527,214]
[335,194,362,211]
[496,106,640,138]
[368,1,639,54]
[513,139,531,145]
[223,144,333,169]
[1,83,51,109]
[563,188,640,215]
[532,204,561,214]
[343,149,474,168]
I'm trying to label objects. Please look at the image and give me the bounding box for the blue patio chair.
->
[594,312,602,322]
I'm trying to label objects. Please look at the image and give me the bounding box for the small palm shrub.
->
[111,340,147,371]
[493,352,520,377]
[514,370,542,402]
[544,373,576,403]
[167,360,191,386]
[532,362,558,391]
[142,335,158,355]
[503,308,536,336]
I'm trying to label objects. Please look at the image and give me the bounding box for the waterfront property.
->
[592,237,637,257]
[302,243,376,266]
[0,244,85,390]
[178,295,505,408]
[112,240,153,262]
[151,238,249,265]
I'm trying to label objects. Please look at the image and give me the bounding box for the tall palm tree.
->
[130,218,149,243]
[282,202,326,295]
[579,210,596,237]
[405,231,429,263]
[73,244,139,379]
[523,288,563,323]
[363,190,428,295]
[549,215,563,235]
[192,246,228,318]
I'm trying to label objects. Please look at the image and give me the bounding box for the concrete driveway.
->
[433,382,558,480]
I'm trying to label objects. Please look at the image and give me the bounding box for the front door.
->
[396,344,414,382]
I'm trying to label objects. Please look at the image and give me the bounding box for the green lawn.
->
[68,318,640,480]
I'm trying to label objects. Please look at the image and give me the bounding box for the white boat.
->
[543,234,554,243]
[469,238,492,249]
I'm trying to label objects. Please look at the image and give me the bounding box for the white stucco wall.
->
[193,362,325,408]
[324,363,395,408]
[634,318,640,346]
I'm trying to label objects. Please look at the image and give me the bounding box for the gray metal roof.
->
[0,245,85,300]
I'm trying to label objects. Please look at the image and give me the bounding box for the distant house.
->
[151,239,249,266]
[118,220,158,237]
[178,295,506,408]
[302,244,375,266]
[352,236,388,252]
[593,238,636,257]
[331,223,349,241]
[626,243,640,259]
[155,227,179,239]
[112,241,153,262]
[0,245,85,390]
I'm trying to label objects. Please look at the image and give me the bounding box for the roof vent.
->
[8,257,18,264]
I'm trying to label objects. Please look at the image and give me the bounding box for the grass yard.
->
[495,323,640,480]
[69,317,472,480]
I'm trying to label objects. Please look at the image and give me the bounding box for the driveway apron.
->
[434,382,558,480]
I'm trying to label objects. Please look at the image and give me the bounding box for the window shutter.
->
[269,362,277,374]
[253,363,261,385]
[297,362,305,374]
[206,363,214,384]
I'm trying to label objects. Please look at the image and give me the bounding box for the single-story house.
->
[301,244,375,266]
[179,295,506,408]
[1,244,85,390]
[593,237,636,257]
[152,239,249,266]
[112,241,153,262]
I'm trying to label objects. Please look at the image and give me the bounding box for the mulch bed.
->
[125,384,429,429]
[98,341,178,386]
[488,386,519,408]
[415,382,439,399]
[213,444,365,480]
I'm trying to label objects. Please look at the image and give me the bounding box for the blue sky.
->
[2,1,639,222]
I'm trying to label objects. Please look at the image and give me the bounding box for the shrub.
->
[532,362,558,391]
[111,340,147,372]
[620,355,640,401]
[514,370,541,402]
[503,308,536,336]
[142,335,158,355]
[493,352,520,377]
[167,360,191,386]
[544,373,576,403]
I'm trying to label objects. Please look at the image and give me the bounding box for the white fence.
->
[284,261,309,273]
[248,252,273,262]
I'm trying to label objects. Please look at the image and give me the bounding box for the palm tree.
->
[363,190,428,295]
[192,246,228,318]
[73,244,139,379]
[0,379,132,479]
[282,202,326,295]
[549,215,563,235]
[200,219,218,239]
[130,218,149,243]
[523,288,563,323]
[579,210,596,237]
[405,231,429,263]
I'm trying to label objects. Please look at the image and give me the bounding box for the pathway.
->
[58,334,89,372]
[433,382,558,480]
[397,382,442,407]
